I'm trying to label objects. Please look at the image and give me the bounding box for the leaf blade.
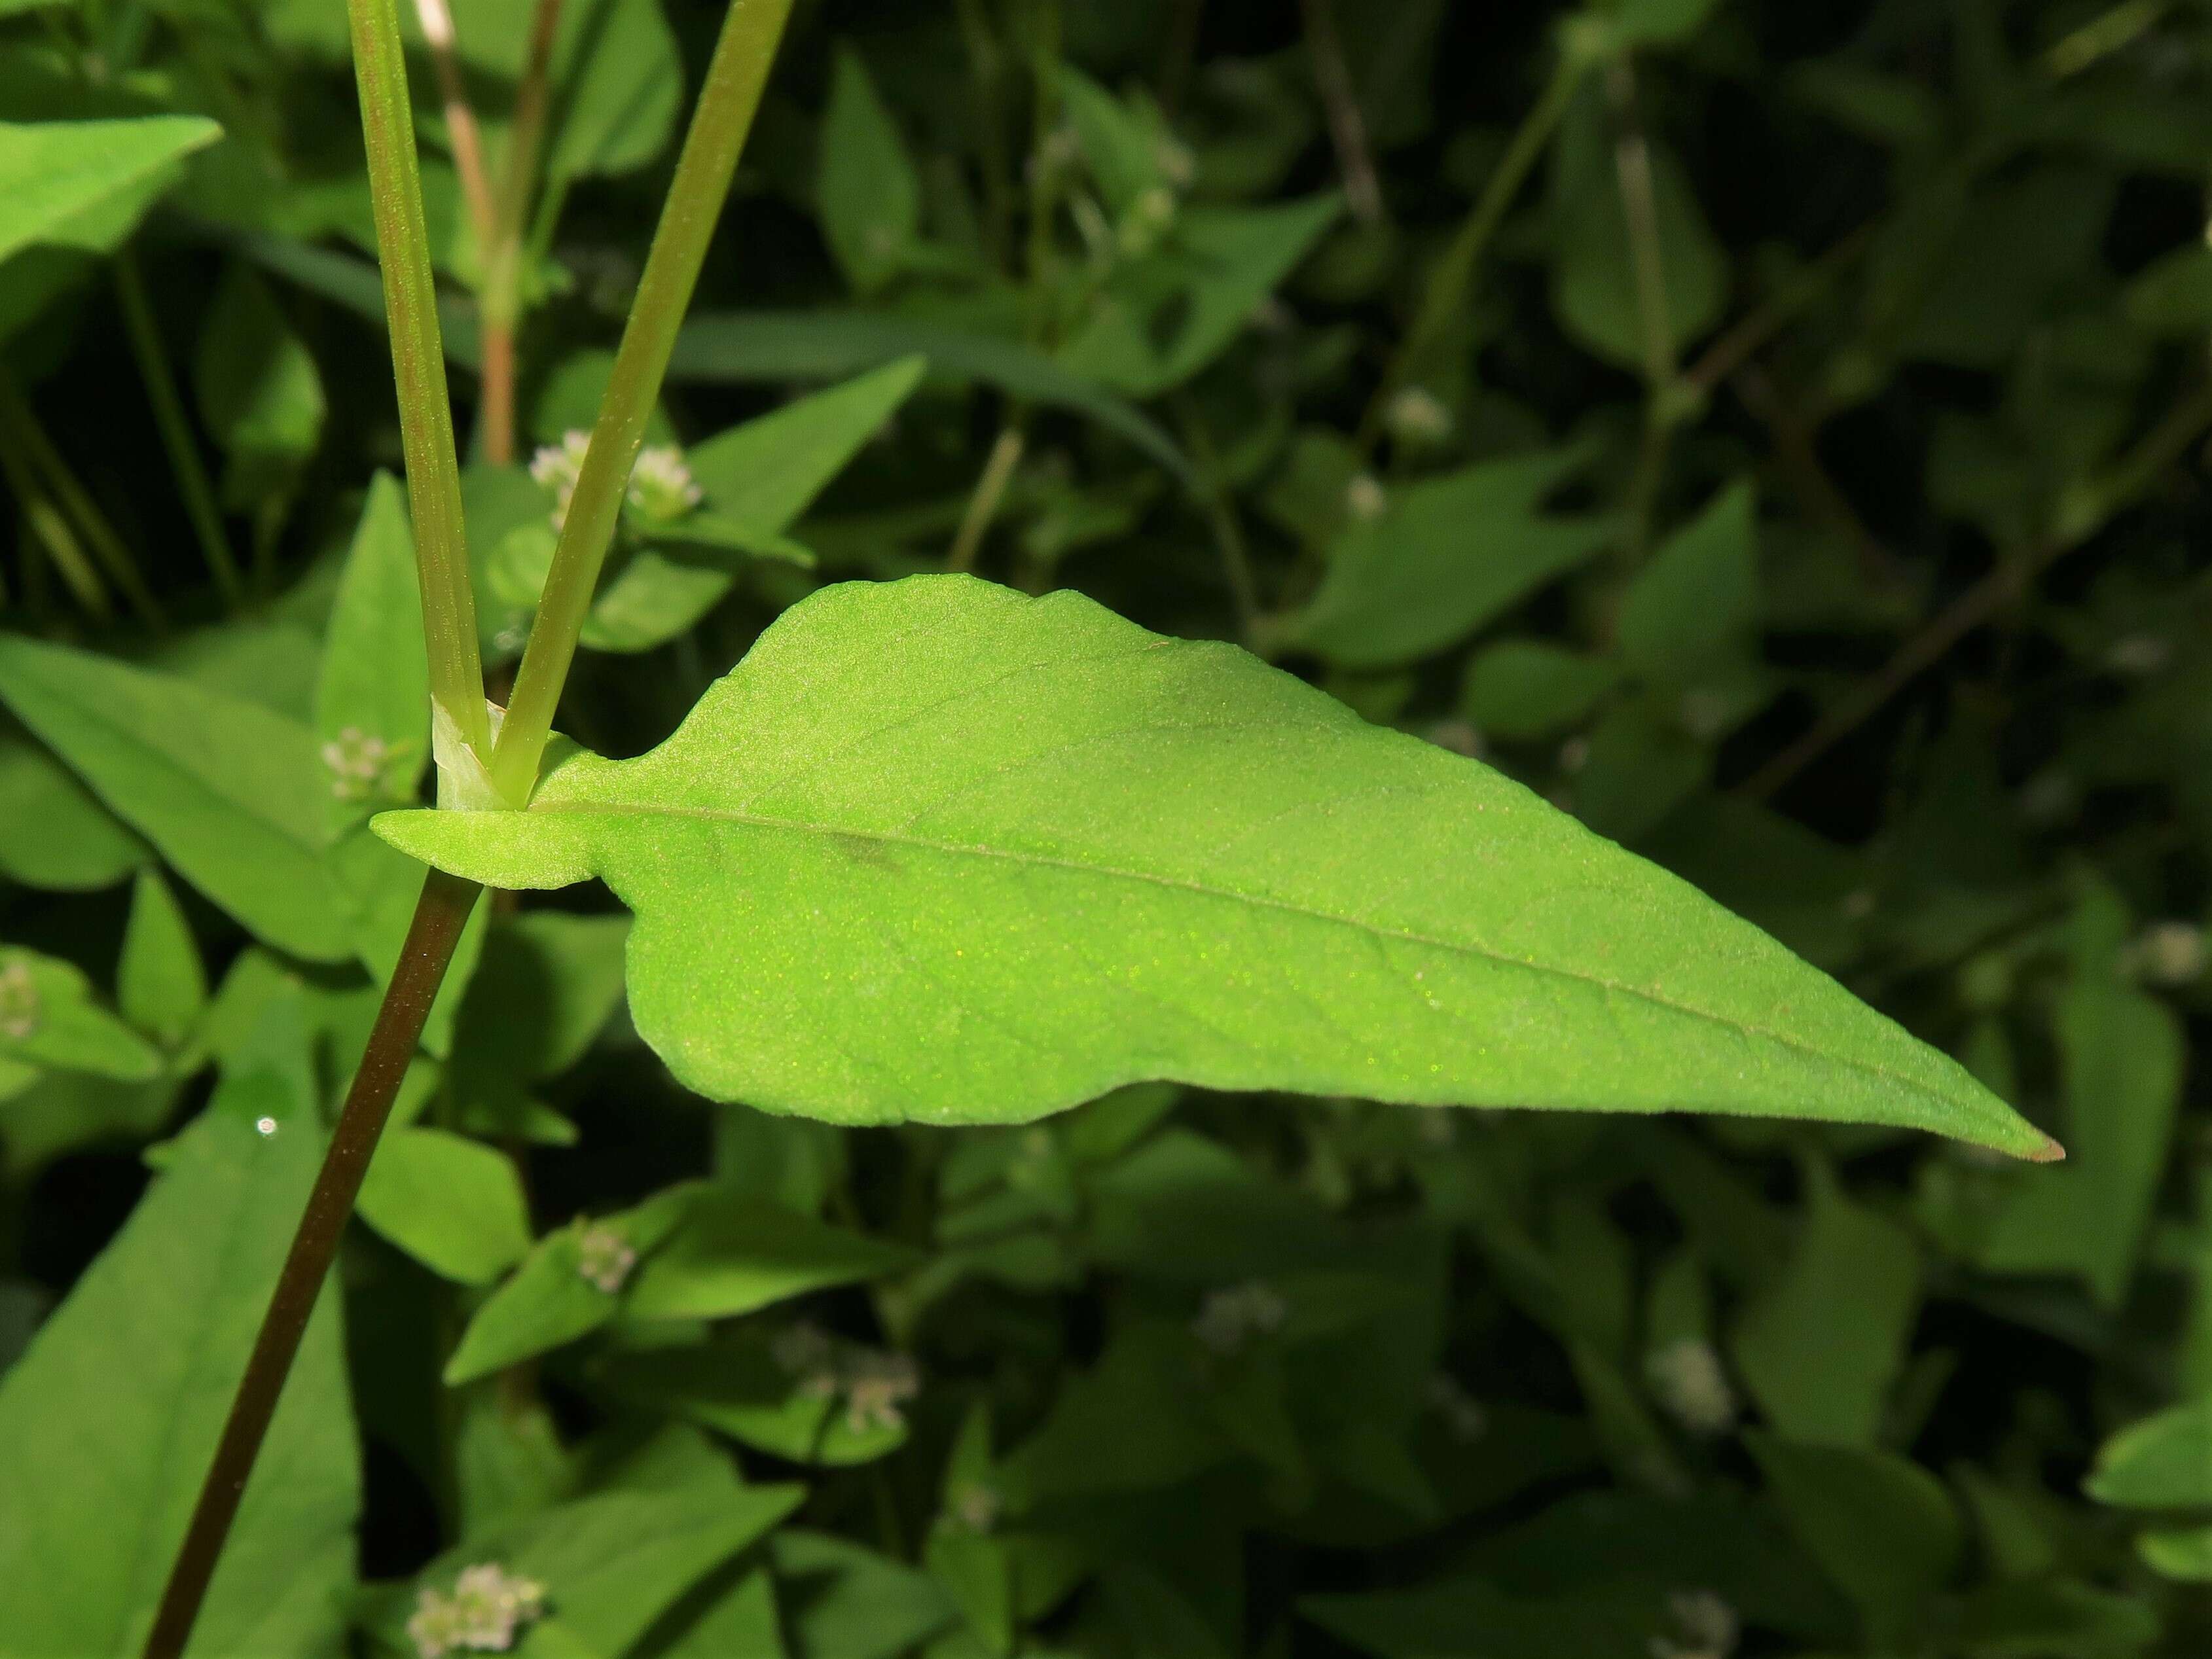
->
[377,575,2054,1158]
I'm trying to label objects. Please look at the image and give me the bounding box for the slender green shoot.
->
[947,421,1027,573]
[346,0,492,787]
[0,436,108,621]
[113,255,242,605]
[489,0,796,806]
[0,373,165,626]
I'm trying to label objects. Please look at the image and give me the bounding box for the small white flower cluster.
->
[1345,474,1390,522]
[530,431,702,531]
[407,1563,547,1659]
[2122,920,2207,988]
[1191,1280,1289,1355]
[2105,632,2172,677]
[1644,1338,1738,1436]
[575,1221,637,1293]
[321,726,391,802]
[1384,387,1455,445]
[0,957,38,1041]
[626,445,704,524]
[1650,1588,1739,1659]
[947,1480,1002,1533]
[772,1323,921,1433]
[1425,1372,1489,1444]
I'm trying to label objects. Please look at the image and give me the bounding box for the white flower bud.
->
[575,1222,636,1293]
[0,957,37,1041]
[1644,1339,1737,1436]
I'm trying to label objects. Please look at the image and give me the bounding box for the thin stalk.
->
[1174,395,1261,645]
[0,374,165,626]
[1301,0,1383,224]
[1608,60,1673,399]
[0,438,109,620]
[348,0,492,773]
[1359,36,1589,450]
[947,422,1027,573]
[490,0,796,805]
[475,0,566,465]
[1606,56,1678,570]
[141,872,484,1659]
[113,255,242,605]
[1023,0,1063,346]
[409,0,499,256]
[1740,379,2212,801]
[2044,0,2168,77]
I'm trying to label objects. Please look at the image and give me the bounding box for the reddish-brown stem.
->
[479,317,517,465]
[140,871,483,1659]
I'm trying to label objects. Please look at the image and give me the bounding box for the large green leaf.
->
[0,116,221,264]
[0,1100,357,1658]
[378,575,2051,1158]
[0,635,354,961]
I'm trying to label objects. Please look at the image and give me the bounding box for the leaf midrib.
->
[523,794,1973,1122]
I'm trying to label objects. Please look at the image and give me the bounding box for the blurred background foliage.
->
[3,0,2212,1654]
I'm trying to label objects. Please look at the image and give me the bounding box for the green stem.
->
[0,372,165,627]
[348,0,491,775]
[947,421,1027,573]
[489,0,795,806]
[113,255,242,606]
[1358,32,1590,451]
[0,433,108,620]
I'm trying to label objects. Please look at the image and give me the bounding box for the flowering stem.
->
[141,872,484,1659]
[1356,29,1593,453]
[489,0,793,805]
[474,0,565,465]
[348,0,492,776]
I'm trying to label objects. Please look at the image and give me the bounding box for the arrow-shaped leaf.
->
[376,575,2056,1159]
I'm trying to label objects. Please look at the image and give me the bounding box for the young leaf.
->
[357,1126,533,1285]
[581,358,924,653]
[0,726,145,891]
[769,1530,958,1659]
[0,943,162,1081]
[317,473,431,828]
[378,575,2054,1159]
[0,636,354,961]
[1749,1433,1961,1650]
[1616,480,1759,688]
[0,1105,357,1658]
[1060,198,1341,398]
[443,1189,691,1385]
[2086,1397,2212,1510]
[118,868,206,1048]
[668,310,1191,483]
[193,266,325,504]
[1292,445,1616,669]
[0,116,221,264]
[817,46,921,294]
[1730,1164,1921,1448]
[625,1188,920,1321]
[1978,887,2181,1304]
[373,1484,803,1659]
